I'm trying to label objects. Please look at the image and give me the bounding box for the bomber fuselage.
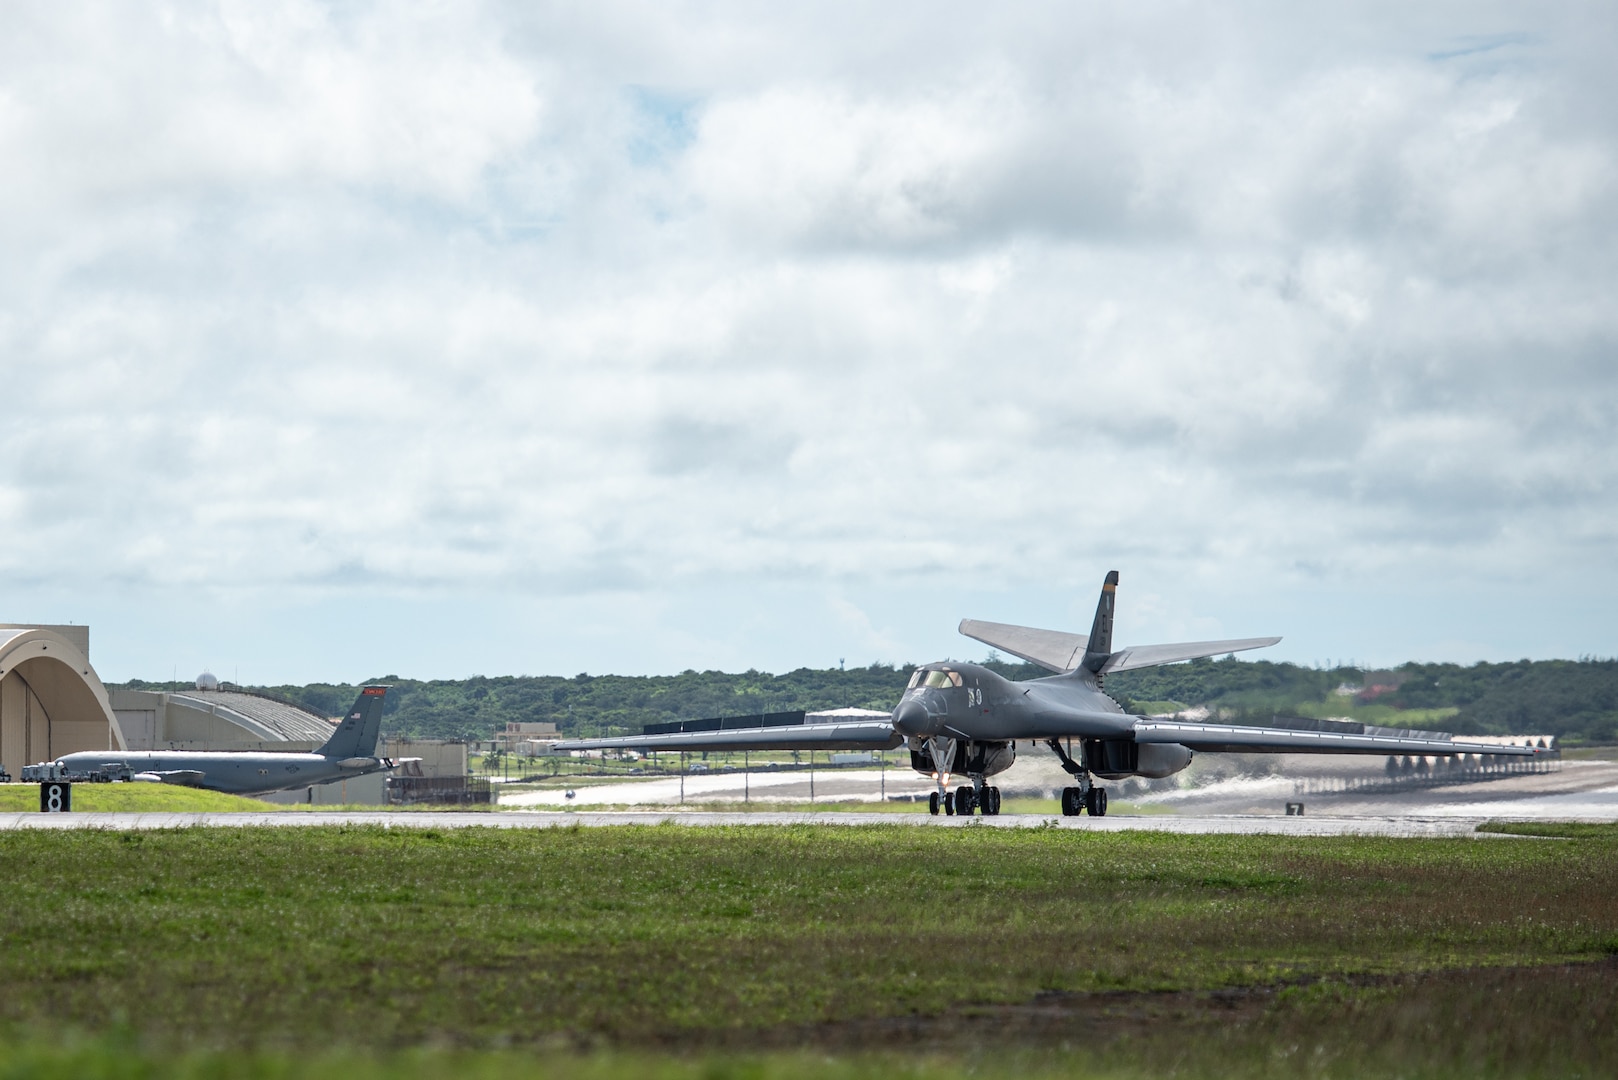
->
[890,661,1134,743]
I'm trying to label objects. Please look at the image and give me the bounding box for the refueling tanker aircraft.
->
[555,573,1542,816]
[44,686,404,796]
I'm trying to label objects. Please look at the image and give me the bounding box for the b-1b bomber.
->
[556,572,1541,816]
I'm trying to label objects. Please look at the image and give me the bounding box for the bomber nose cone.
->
[892,698,934,737]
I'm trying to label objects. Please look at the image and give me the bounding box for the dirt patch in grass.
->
[717,957,1618,1053]
[643,958,1618,1076]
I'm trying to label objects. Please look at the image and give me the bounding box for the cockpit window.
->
[922,670,961,689]
[907,669,924,689]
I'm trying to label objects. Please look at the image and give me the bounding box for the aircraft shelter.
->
[0,625,125,770]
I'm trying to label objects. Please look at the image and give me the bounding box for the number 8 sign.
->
[39,782,71,813]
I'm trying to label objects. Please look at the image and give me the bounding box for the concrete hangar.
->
[0,624,124,767]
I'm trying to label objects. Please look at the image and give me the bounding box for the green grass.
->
[0,782,278,812]
[4,984,1618,1080]
[1562,745,1618,760]
[1478,820,1618,839]
[0,824,1614,1074]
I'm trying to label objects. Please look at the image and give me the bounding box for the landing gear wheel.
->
[1060,787,1083,816]
[1085,787,1108,817]
[985,787,1002,816]
[943,792,956,815]
[928,791,941,816]
[954,786,976,816]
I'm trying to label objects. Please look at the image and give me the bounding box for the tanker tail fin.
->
[317,686,389,759]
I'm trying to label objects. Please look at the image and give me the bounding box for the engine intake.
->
[909,739,1015,778]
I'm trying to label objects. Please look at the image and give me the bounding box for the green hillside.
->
[116,655,1618,746]
[1105,656,1618,743]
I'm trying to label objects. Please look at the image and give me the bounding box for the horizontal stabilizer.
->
[554,720,901,754]
[959,619,1278,675]
[958,619,1088,674]
[1101,638,1282,673]
[1133,720,1540,757]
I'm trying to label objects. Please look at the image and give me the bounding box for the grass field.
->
[0,782,277,812]
[0,823,1614,1076]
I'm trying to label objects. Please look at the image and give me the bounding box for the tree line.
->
[116,655,1618,745]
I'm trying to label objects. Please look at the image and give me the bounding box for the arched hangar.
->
[110,679,337,749]
[0,625,126,769]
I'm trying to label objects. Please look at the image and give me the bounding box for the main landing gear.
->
[928,779,1002,816]
[1059,785,1107,817]
[1048,737,1108,817]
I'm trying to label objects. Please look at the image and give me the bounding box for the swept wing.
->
[1133,720,1539,757]
[555,714,1538,758]
[554,720,901,753]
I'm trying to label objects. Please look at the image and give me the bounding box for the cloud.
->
[1,0,1615,674]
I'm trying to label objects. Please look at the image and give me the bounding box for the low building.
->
[496,721,558,752]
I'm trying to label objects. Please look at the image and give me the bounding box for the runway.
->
[499,767,930,807]
[0,809,1552,836]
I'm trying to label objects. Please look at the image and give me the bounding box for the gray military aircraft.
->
[555,573,1541,816]
[49,686,401,796]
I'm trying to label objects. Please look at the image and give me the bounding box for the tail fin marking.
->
[317,686,389,759]
[1081,570,1119,673]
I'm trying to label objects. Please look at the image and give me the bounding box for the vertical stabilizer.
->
[1081,571,1119,673]
[317,686,389,758]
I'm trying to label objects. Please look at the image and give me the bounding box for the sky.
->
[1,1,1615,684]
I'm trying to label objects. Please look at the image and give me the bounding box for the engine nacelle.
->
[1083,739,1193,780]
